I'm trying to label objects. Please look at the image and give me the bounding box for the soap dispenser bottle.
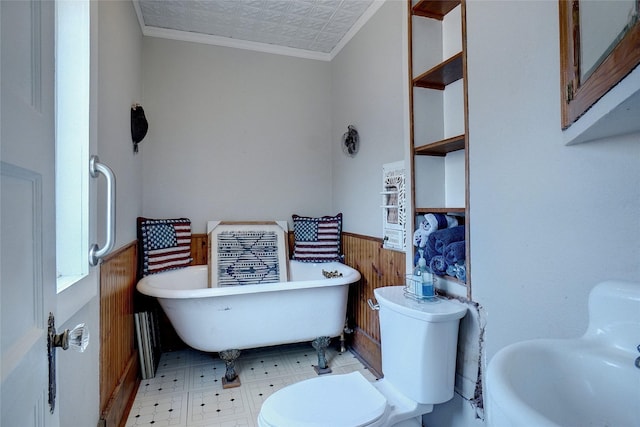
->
[416,249,434,298]
[420,266,434,299]
[413,249,427,296]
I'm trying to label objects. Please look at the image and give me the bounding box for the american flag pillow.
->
[292,213,342,263]
[137,217,193,276]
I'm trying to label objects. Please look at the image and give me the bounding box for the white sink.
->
[487,280,640,427]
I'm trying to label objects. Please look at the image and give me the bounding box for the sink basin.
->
[487,338,640,426]
[487,280,640,427]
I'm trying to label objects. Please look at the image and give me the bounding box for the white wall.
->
[97,0,144,247]
[468,0,639,357]
[139,1,406,238]
[141,39,332,233]
[58,298,100,427]
[330,1,407,236]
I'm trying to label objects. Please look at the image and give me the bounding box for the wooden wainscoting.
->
[342,232,405,377]
[99,241,139,427]
[191,233,208,265]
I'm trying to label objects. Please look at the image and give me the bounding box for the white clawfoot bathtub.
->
[136,260,361,353]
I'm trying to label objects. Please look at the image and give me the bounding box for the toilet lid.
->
[260,372,387,427]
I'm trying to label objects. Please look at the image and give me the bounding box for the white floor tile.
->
[125,391,188,427]
[189,359,227,391]
[235,356,294,381]
[187,387,251,426]
[156,350,192,372]
[242,372,313,415]
[125,343,376,427]
[136,367,190,400]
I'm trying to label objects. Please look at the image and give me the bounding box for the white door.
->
[1,1,60,426]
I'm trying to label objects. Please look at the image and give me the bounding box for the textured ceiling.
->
[136,0,377,58]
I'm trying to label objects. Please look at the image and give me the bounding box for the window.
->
[55,0,90,292]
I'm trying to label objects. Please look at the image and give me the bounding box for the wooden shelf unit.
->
[412,0,461,20]
[415,207,465,215]
[414,133,465,156]
[413,52,463,90]
[409,0,470,291]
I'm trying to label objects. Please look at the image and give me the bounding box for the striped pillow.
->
[137,217,192,276]
[292,214,342,263]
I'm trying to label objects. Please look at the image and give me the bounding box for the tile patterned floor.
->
[125,343,378,427]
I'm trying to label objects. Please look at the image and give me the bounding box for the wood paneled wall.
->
[191,233,208,266]
[342,232,406,376]
[99,242,139,427]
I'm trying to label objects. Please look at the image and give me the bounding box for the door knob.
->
[50,321,89,352]
[47,313,90,413]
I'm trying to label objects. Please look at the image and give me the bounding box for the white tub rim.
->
[137,260,361,299]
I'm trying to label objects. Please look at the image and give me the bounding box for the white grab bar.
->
[89,155,116,266]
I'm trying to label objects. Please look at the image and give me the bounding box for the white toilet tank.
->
[373,286,467,404]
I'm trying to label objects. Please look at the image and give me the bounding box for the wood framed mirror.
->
[559,0,640,128]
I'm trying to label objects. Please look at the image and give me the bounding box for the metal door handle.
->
[89,155,115,266]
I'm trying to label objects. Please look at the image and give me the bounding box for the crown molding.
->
[142,26,332,61]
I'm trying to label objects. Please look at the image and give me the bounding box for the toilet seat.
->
[258,371,388,427]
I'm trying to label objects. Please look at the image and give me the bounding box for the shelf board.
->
[414,134,465,156]
[413,52,463,90]
[415,207,465,214]
[412,0,461,20]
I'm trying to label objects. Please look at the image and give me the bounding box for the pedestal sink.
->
[486,280,640,427]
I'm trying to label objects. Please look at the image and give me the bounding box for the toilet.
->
[258,285,467,427]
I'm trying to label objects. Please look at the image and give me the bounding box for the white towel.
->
[424,213,458,232]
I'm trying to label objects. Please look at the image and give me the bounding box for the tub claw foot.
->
[219,349,242,388]
[340,319,353,353]
[312,336,332,375]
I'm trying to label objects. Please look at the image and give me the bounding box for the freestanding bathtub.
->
[136,260,361,354]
